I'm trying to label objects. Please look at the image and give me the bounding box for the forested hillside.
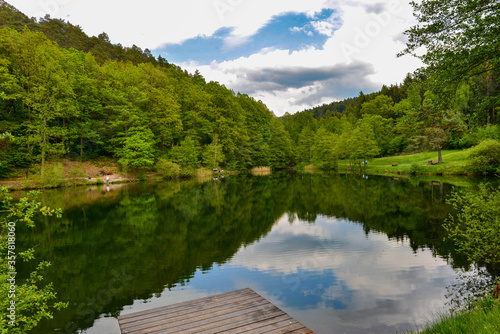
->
[0,0,499,179]
[0,1,292,178]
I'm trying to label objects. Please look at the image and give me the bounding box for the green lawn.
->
[414,298,500,334]
[339,150,471,176]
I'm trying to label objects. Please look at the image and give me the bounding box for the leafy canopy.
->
[444,184,500,266]
[401,0,500,89]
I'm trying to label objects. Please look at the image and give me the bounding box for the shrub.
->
[67,165,86,186]
[408,162,422,175]
[34,163,66,188]
[467,139,500,175]
[460,125,500,148]
[137,170,147,182]
[155,158,180,179]
[444,184,500,266]
[0,188,68,333]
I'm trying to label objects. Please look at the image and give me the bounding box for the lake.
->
[14,173,495,333]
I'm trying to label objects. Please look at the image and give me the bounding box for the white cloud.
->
[180,0,422,115]
[229,214,459,332]
[9,0,328,48]
[9,0,423,116]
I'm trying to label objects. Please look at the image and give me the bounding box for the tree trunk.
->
[41,116,47,178]
[438,146,442,164]
[214,132,218,169]
[80,136,83,158]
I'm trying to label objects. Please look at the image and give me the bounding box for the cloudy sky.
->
[10,0,423,116]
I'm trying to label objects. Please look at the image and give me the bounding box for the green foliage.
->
[467,139,500,175]
[349,123,381,161]
[202,135,225,168]
[312,127,338,169]
[0,187,67,333]
[269,118,293,169]
[401,0,500,91]
[31,163,66,188]
[444,184,500,266]
[0,1,499,177]
[0,24,279,176]
[171,136,200,168]
[297,127,316,162]
[461,125,500,148]
[137,170,147,182]
[155,158,181,179]
[360,95,397,118]
[418,296,500,333]
[117,127,156,171]
[408,162,422,175]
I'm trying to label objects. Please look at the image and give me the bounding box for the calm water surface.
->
[15,173,490,333]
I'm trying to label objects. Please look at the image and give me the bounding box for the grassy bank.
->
[415,297,500,333]
[338,150,471,176]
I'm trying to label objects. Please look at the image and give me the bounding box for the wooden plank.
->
[121,297,271,333]
[212,314,293,334]
[118,288,315,334]
[119,288,255,322]
[138,303,283,333]
[120,293,264,328]
[237,318,304,333]
[194,314,291,334]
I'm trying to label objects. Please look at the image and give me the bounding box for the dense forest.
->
[0,0,499,179]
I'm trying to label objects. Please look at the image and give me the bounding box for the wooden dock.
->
[118,288,314,334]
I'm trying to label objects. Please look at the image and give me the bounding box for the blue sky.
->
[9,0,423,116]
[155,9,335,64]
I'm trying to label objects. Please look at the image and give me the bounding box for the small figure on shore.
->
[88,174,91,180]
[106,176,110,183]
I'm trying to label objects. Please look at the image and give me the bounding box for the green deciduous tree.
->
[401,0,500,87]
[349,123,380,165]
[117,126,156,171]
[360,95,398,119]
[155,158,180,179]
[269,117,293,169]
[312,127,338,169]
[16,30,76,176]
[202,134,225,169]
[297,127,316,163]
[171,136,200,168]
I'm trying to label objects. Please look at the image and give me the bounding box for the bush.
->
[155,158,180,179]
[0,188,68,333]
[408,162,422,175]
[137,170,147,182]
[467,139,500,175]
[444,184,500,266]
[460,125,500,148]
[34,163,66,188]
